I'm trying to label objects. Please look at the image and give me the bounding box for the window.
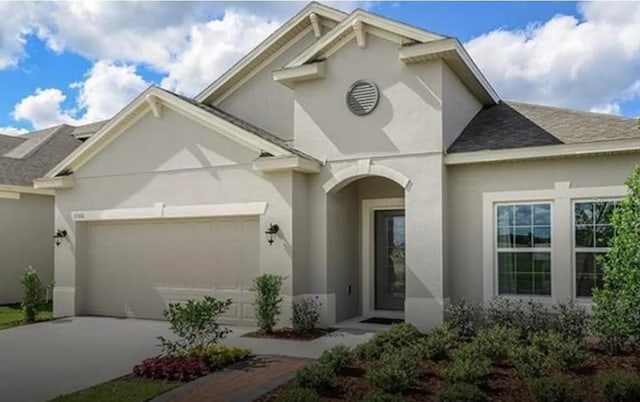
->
[574,200,618,298]
[496,203,552,296]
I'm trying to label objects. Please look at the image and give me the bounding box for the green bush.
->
[442,344,491,385]
[319,345,352,374]
[551,301,590,341]
[252,274,285,333]
[509,345,551,379]
[365,350,419,394]
[472,325,519,362]
[355,323,422,360]
[291,297,321,333]
[275,387,320,402]
[486,297,526,331]
[360,391,406,402]
[592,165,640,354]
[294,363,335,391]
[21,266,52,323]
[179,344,251,367]
[528,376,580,402]
[594,370,640,402]
[157,296,232,354]
[447,299,486,338]
[531,332,588,372]
[436,383,488,402]
[417,325,458,361]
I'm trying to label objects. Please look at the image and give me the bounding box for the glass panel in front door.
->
[374,210,405,311]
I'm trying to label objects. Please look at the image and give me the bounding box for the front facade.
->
[31,3,639,331]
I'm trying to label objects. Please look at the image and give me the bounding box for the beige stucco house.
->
[30,3,639,331]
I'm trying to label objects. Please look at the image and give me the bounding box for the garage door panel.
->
[85,217,259,324]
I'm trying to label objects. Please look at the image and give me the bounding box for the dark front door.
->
[374,209,406,311]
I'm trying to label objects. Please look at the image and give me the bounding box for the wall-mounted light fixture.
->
[53,229,67,247]
[265,223,279,245]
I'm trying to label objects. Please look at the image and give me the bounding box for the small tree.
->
[592,164,640,354]
[252,274,285,333]
[21,266,52,323]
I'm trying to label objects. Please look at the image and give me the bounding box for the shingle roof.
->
[448,101,640,153]
[0,121,103,186]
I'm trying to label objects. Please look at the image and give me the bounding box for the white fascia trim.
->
[253,156,322,174]
[195,3,347,103]
[446,138,640,165]
[0,191,20,200]
[71,201,268,222]
[286,10,444,69]
[272,62,326,87]
[0,184,54,196]
[399,38,499,104]
[33,176,75,189]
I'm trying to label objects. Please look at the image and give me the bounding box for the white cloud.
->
[0,126,28,136]
[465,2,640,113]
[590,103,622,116]
[12,88,80,129]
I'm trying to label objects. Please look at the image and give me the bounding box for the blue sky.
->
[0,1,638,135]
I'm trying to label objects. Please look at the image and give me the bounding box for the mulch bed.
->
[242,328,335,341]
[258,342,640,401]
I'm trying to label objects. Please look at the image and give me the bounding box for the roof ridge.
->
[505,100,638,121]
[4,125,69,159]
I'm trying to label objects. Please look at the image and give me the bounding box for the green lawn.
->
[0,301,53,330]
[49,378,180,402]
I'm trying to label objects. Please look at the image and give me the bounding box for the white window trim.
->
[494,201,553,298]
[571,198,621,301]
[483,182,627,303]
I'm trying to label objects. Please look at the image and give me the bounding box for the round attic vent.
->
[346,80,379,116]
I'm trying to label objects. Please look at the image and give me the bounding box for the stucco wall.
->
[446,154,640,302]
[0,194,53,304]
[441,63,482,150]
[217,30,318,141]
[53,108,297,323]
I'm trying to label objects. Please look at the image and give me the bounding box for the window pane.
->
[575,225,594,248]
[515,227,532,248]
[516,274,533,295]
[533,204,551,225]
[595,202,615,224]
[595,225,614,247]
[515,205,532,226]
[497,205,514,227]
[516,252,532,273]
[498,253,516,294]
[533,226,551,248]
[534,273,552,295]
[497,227,514,248]
[575,202,594,225]
[576,252,602,298]
[533,253,551,274]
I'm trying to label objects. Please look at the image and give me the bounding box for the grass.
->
[0,301,53,330]
[49,378,180,402]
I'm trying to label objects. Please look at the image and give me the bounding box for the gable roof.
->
[448,101,640,153]
[42,86,318,182]
[195,2,347,105]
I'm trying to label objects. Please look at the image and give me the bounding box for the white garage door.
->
[84,217,259,325]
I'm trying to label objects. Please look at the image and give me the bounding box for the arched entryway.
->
[325,174,407,323]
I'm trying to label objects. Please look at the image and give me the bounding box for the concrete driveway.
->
[0,317,172,402]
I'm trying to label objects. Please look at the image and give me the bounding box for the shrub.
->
[132,355,211,382]
[531,332,588,371]
[436,383,488,402]
[157,296,232,354]
[551,301,590,341]
[442,344,491,385]
[592,165,640,354]
[180,344,251,368]
[486,297,526,331]
[291,297,321,333]
[472,325,519,362]
[528,376,580,402]
[509,345,550,379]
[319,345,352,374]
[294,363,335,391]
[447,299,486,338]
[365,350,419,394]
[522,300,555,334]
[275,387,320,402]
[361,391,406,402]
[355,323,422,360]
[594,370,640,402]
[252,274,285,333]
[21,266,52,323]
[417,324,458,361]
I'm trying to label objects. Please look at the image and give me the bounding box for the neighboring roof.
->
[195,2,347,104]
[0,134,25,154]
[448,101,640,153]
[0,125,83,186]
[70,120,109,139]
